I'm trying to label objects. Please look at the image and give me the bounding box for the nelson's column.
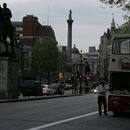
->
[67,10,73,62]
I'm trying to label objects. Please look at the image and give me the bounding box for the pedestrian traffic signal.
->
[71,74,74,83]
[79,75,83,82]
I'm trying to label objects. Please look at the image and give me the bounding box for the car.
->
[92,84,109,94]
[41,84,49,95]
[41,84,55,95]
[64,83,73,90]
[20,80,42,97]
[92,87,98,94]
[49,83,64,95]
[105,84,109,92]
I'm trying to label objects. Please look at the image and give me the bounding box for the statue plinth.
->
[0,56,19,99]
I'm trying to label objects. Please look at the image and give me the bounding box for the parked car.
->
[49,83,64,95]
[64,83,73,90]
[20,80,42,97]
[92,84,109,94]
[105,84,109,92]
[41,84,55,95]
[41,84,49,95]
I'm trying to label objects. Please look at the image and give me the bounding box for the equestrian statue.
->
[0,3,15,57]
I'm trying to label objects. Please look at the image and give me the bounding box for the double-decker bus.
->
[108,34,130,115]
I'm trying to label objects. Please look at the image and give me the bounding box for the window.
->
[112,38,130,54]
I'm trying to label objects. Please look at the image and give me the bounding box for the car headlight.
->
[94,89,97,93]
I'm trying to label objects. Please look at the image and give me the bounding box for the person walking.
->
[96,81,107,116]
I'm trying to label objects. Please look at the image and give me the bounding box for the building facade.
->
[98,17,130,81]
[12,15,57,78]
[82,46,98,82]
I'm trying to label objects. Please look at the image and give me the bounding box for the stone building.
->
[22,15,56,46]
[99,28,111,80]
[82,46,98,82]
[12,15,57,77]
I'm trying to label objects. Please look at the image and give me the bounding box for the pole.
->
[79,50,82,94]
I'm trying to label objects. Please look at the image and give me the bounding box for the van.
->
[20,80,42,97]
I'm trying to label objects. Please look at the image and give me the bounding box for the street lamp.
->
[81,50,82,73]
[79,50,82,94]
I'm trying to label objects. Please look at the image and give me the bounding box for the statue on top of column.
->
[69,9,72,20]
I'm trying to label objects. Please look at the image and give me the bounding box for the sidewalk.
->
[0,90,82,103]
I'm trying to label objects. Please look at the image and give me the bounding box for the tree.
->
[99,0,130,11]
[31,38,59,83]
[57,46,68,76]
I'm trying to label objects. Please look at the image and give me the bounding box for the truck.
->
[108,34,130,115]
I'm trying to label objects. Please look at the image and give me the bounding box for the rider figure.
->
[1,3,15,56]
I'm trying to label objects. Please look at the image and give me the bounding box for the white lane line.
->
[27,111,98,130]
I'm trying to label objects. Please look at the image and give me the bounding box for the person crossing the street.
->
[96,81,107,116]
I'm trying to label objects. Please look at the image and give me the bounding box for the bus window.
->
[112,38,130,54]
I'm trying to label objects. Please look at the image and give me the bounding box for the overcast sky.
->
[0,0,126,52]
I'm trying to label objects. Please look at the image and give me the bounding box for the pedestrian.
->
[97,81,107,116]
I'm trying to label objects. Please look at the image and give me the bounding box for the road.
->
[0,94,129,130]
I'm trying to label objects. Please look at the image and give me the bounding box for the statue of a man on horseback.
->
[0,3,15,57]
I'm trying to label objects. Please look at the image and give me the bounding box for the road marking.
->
[27,111,98,130]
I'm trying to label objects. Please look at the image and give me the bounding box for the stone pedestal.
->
[0,57,19,99]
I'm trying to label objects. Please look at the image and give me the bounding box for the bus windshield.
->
[110,72,130,94]
[112,38,130,54]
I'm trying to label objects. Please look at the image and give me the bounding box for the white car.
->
[105,84,109,91]
[93,87,97,94]
[93,84,109,94]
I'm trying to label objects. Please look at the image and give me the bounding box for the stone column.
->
[67,10,73,62]
[0,57,19,99]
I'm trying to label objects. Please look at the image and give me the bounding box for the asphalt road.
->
[0,94,129,130]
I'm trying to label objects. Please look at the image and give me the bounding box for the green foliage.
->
[99,0,130,10]
[31,38,59,82]
[99,0,130,19]
[58,50,68,72]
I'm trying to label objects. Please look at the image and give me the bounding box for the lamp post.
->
[79,50,82,94]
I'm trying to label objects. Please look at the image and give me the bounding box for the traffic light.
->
[79,75,82,82]
[71,73,74,83]
[77,71,80,79]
